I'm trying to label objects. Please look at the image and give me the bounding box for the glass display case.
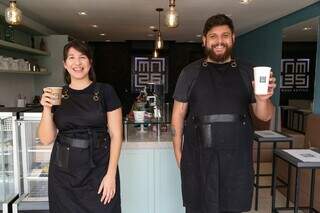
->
[0,110,21,213]
[123,116,172,143]
[13,110,51,213]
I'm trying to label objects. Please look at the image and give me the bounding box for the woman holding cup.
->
[38,40,122,213]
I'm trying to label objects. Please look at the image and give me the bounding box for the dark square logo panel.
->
[131,57,168,93]
[281,59,310,93]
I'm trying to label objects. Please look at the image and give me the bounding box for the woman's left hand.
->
[98,173,116,205]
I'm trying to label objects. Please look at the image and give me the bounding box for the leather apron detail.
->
[54,128,108,170]
[192,114,247,148]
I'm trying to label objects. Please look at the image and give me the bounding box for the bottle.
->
[39,38,46,51]
[31,36,35,48]
[4,26,14,42]
[17,94,26,107]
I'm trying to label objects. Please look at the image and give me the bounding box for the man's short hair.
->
[203,14,234,36]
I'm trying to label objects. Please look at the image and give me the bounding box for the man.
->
[171,14,276,213]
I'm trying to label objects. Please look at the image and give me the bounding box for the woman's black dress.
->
[48,82,121,213]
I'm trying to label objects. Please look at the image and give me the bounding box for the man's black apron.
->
[180,60,254,212]
[48,83,121,213]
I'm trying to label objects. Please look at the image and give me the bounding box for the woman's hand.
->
[40,88,53,109]
[98,173,116,205]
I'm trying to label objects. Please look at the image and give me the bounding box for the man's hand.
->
[252,71,277,102]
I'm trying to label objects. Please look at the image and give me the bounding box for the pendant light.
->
[153,49,159,58]
[152,29,159,58]
[155,8,164,50]
[165,0,179,28]
[5,0,22,25]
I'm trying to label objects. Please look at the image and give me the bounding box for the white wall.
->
[34,35,68,95]
[0,74,35,107]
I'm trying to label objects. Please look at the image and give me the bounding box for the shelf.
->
[27,145,53,153]
[0,39,50,56]
[25,177,48,181]
[27,149,52,153]
[0,69,50,75]
[0,151,12,156]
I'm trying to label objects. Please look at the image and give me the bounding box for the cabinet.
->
[13,111,50,212]
[119,143,184,213]
[0,110,21,213]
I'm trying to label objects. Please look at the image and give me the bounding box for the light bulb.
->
[155,32,164,49]
[5,1,22,25]
[153,49,158,58]
[165,6,179,28]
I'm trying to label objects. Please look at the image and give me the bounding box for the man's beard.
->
[204,42,233,63]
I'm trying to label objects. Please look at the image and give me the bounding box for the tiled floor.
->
[249,163,303,213]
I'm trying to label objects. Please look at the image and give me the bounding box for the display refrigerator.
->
[0,108,24,213]
[13,109,51,213]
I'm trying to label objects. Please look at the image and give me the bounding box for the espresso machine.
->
[145,83,164,119]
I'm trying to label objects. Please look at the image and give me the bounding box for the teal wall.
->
[235,2,320,113]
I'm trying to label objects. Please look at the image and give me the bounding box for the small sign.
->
[283,149,320,162]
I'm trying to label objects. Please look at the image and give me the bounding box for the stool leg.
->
[294,168,301,213]
[255,141,261,211]
[309,169,315,213]
[286,141,293,208]
[271,142,277,196]
[271,153,277,213]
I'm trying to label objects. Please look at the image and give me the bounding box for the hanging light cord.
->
[158,10,161,33]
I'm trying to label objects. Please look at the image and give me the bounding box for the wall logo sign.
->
[131,56,168,93]
[281,58,310,93]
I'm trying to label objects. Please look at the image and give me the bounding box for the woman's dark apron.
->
[48,83,121,213]
[180,60,254,213]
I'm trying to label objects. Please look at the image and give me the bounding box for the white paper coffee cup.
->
[48,87,63,105]
[133,111,145,122]
[253,66,271,95]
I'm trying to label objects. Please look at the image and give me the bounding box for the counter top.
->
[122,141,173,149]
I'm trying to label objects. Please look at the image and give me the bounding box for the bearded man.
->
[171,14,276,213]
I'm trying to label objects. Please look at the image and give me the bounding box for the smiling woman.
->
[37,40,123,213]
[63,41,96,85]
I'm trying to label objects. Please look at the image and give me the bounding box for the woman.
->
[38,40,122,213]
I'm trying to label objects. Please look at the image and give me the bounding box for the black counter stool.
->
[253,130,293,210]
[272,149,320,213]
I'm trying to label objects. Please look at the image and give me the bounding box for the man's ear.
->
[202,36,206,47]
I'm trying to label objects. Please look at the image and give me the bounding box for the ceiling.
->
[283,17,318,42]
[0,0,319,42]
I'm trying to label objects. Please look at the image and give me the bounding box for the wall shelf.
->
[0,70,50,75]
[0,39,50,56]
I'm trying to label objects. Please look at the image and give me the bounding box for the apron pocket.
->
[54,142,70,169]
[196,124,213,148]
[214,122,239,150]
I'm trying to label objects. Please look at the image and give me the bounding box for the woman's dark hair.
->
[203,14,234,36]
[63,40,96,84]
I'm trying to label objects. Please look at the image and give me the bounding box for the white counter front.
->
[119,140,184,213]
